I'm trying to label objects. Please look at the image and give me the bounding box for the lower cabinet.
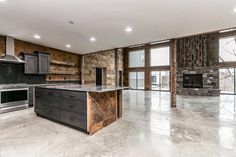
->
[61,111,87,130]
[35,106,60,121]
[35,88,87,132]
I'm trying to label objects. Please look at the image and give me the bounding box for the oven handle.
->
[0,88,29,92]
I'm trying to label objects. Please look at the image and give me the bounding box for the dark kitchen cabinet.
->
[23,52,50,75]
[35,88,87,132]
[38,52,50,74]
[24,53,38,74]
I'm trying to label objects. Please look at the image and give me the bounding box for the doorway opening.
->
[96,67,107,86]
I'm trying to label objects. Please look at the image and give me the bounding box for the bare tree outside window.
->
[219,36,236,62]
[219,36,236,94]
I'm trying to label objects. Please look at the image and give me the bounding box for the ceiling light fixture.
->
[219,28,236,33]
[90,37,96,42]
[0,0,5,2]
[33,34,41,39]
[126,27,132,33]
[234,8,236,13]
[66,44,71,48]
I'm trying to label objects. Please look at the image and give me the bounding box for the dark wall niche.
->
[0,62,46,84]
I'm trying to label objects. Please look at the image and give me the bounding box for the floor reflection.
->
[1,90,236,157]
[219,127,235,150]
[123,90,236,151]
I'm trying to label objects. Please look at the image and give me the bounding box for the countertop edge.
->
[35,86,129,93]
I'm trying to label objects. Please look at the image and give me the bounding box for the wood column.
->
[80,55,84,84]
[145,44,151,90]
[170,39,177,107]
[114,48,119,86]
[117,90,122,118]
[123,48,129,86]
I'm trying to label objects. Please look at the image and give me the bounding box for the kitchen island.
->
[34,85,127,135]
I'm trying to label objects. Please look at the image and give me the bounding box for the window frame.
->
[151,70,170,91]
[219,68,236,95]
[128,71,145,90]
[219,34,236,63]
[128,47,145,68]
[150,43,170,67]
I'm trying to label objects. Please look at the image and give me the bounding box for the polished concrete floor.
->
[1,90,236,157]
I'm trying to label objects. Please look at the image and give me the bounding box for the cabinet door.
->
[38,53,50,74]
[24,54,38,74]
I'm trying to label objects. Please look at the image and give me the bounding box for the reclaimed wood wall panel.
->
[177,35,208,68]
[14,39,81,82]
[0,36,6,56]
[207,33,219,66]
[87,91,117,135]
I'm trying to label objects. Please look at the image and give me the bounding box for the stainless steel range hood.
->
[0,36,25,64]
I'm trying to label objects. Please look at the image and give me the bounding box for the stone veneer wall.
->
[82,49,124,86]
[177,67,220,96]
[177,67,219,89]
[176,33,220,96]
[82,50,113,86]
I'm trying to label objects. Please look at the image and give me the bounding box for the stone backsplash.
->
[177,67,220,96]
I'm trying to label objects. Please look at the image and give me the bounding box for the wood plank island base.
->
[34,85,127,135]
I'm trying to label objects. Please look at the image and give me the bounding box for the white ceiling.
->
[0,0,236,54]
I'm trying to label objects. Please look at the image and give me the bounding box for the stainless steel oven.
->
[0,84,29,113]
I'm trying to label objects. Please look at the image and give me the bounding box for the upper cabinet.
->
[24,53,38,74]
[23,52,50,75]
[38,52,50,74]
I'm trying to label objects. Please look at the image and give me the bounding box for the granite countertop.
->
[36,85,129,93]
[28,83,77,86]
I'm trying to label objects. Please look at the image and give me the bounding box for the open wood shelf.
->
[49,71,77,75]
[50,60,78,67]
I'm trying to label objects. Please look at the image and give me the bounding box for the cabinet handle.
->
[68,105,74,108]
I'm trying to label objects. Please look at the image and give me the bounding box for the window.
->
[151,71,170,91]
[220,68,235,94]
[219,36,236,62]
[129,50,145,68]
[129,72,145,89]
[150,46,170,66]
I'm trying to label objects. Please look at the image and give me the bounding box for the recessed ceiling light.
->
[33,34,41,39]
[66,44,71,48]
[126,27,132,33]
[90,37,96,42]
[234,8,236,13]
[0,0,5,2]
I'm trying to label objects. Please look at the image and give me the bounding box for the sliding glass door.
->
[151,71,170,91]
[129,72,145,90]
